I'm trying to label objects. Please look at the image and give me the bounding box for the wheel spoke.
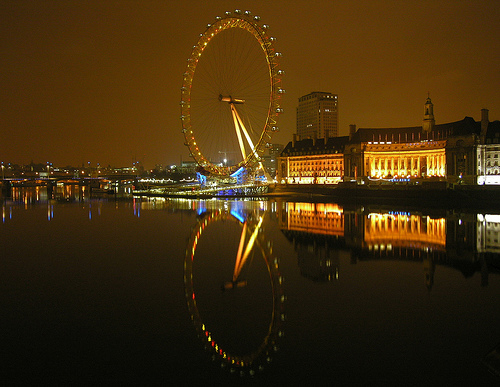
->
[180,12,282,176]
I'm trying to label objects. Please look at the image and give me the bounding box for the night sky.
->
[2,0,499,169]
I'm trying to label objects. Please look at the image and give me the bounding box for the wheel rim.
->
[180,11,283,177]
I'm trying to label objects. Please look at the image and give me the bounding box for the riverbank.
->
[268,183,500,209]
[130,182,500,210]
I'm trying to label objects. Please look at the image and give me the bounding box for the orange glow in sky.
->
[1,1,498,168]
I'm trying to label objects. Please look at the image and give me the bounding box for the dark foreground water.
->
[1,188,500,385]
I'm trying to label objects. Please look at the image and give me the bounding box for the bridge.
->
[1,174,274,198]
[0,174,138,198]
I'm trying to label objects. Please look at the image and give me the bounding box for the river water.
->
[1,187,499,385]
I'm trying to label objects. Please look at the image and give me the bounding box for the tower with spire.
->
[422,94,435,133]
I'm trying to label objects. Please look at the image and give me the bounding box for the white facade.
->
[477,144,500,185]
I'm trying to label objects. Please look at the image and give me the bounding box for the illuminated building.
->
[477,110,500,185]
[296,91,339,139]
[344,98,484,184]
[277,135,348,184]
[281,98,499,185]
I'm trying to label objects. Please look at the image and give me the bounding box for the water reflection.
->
[3,190,499,288]
[1,186,133,224]
[279,202,500,289]
[179,200,500,381]
[184,203,285,376]
[3,189,499,289]
[8,184,88,203]
[2,189,500,382]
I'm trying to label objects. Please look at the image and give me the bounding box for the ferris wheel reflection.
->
[222,215,264,291]
[184,205,285,376]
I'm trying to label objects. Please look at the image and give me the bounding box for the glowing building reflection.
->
[279,202,500,288]
[283,202,344,236]
[280,202,344,281]
[364,212,446,251]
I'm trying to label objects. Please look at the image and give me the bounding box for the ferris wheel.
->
[180,10,284,177]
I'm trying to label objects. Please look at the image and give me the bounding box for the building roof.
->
[281,136,349,157]
[298,91,337,102]
[281,116,497,158]
[351,116,480,143]
[485,120,500,144]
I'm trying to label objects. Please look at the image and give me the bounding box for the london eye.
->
[180,10,284,178]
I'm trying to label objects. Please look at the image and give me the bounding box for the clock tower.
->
[422,95,435,133]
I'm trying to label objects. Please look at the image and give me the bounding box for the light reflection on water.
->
[1,187,500,384]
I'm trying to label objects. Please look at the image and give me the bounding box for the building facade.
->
[296,91,338,139]
[477,110,500,185]
[280,98,500,186]
[279,135,348,184]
